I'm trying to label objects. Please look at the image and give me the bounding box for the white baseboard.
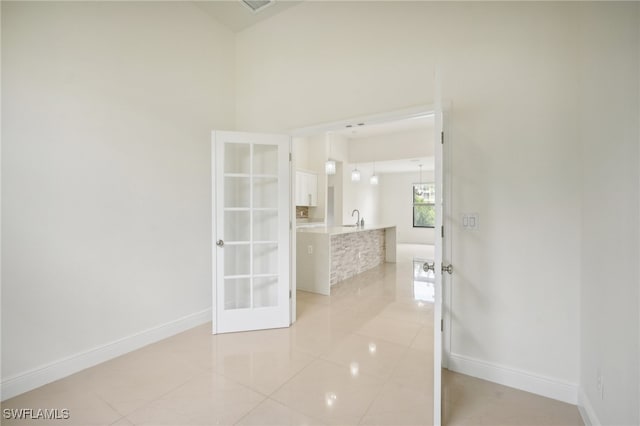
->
[447,353,578,405]
[578,387,601,426]
[1,308,212,401]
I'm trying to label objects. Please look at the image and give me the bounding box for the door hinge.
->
[441,131,444,144]
[289,290,292,299]
[290,220,292,230]
[441,319,443,332]
[289,152,292,162]
[441,226,444,238]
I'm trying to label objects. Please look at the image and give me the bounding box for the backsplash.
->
[296,206,309,219]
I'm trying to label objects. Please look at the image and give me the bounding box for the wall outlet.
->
[307,245,313,255]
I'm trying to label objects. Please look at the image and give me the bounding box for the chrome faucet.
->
[352,209,360,226]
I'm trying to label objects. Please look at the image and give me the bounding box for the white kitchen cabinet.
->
[295,170,318,207]
[306,172,318,206]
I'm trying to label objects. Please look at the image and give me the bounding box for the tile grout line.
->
[110,358,211,421]
[356,342,414,425]
[231,394,270,426]
[253,355,324,422]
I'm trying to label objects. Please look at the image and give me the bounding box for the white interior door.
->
[212,131,291,334]
[433,77,451,425]
[433,108,444,425]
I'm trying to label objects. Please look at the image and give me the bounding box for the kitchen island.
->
[296,225,396,295]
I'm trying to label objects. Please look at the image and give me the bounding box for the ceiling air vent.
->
[241,0,274,13]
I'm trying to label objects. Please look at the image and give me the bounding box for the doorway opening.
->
[290,106,438,302]
[289,103,450,425]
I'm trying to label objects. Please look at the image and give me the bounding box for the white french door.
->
[212,131,291,334]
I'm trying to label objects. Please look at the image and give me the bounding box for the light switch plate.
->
[463,213,479,230]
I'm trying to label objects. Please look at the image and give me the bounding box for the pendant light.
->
[370,161,379,185]
[325,159,336,175]
[325,133,336,175]
[351,164,361,182]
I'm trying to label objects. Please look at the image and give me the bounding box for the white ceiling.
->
[331,114,434,139]
[195,1,303,32]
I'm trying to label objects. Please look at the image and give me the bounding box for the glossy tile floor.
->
[442,370,582,426]
[2,246,582,426]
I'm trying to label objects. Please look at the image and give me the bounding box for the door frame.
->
[286,99,454,338]
[289,105,439,324]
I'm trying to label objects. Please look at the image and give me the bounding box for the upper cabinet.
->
[295,170,318,207]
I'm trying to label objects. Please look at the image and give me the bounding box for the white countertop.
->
[296,221,326,228]
[296,224,396,236]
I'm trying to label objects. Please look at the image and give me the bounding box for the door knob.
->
[216,239,224,247]
[423,262,435,272]
[442,263,453,274]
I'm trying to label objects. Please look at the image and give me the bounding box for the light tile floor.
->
[2,249,582,425]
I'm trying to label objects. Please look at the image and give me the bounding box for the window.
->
[413,183,435,228]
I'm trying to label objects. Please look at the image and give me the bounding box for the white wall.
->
[342,163,380,227]
[379,172,435,245]
[236,0,583,397]
[306,133,327,221]
[578,3,640,425]
[292,137,309,170]
[348,127,434,163]
[1,1,235,389]
[327,133,349,226]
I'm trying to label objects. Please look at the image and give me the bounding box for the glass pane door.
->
[213,131,290,334]
[223,142,251,310]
